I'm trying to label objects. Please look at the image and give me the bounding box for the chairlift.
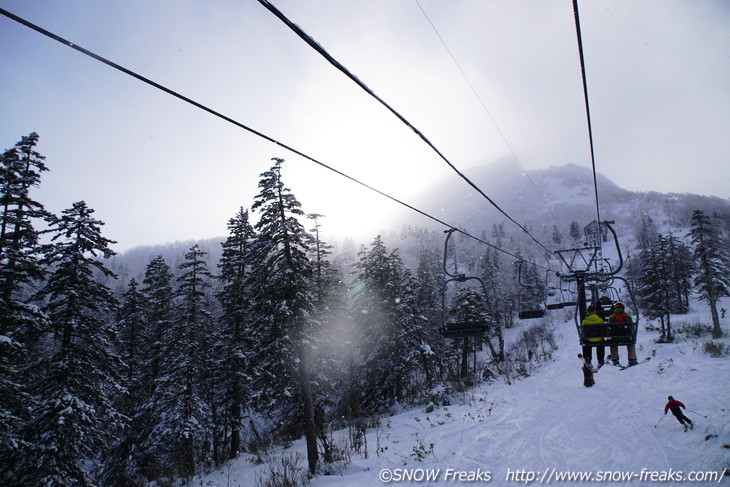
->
[439,229,492,338]
[516,260,547,319]
[518,309,546,319]
[546,275,577,310]
[575,276,639,348]
[559,222,640,348]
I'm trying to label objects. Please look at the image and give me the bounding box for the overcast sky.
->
[1,0,728,252]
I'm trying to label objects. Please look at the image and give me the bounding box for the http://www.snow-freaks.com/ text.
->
[377,466,728,483]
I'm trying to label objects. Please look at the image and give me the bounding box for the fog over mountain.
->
[398,159,730,242]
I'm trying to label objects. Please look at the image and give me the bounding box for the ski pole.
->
[687,409,707,418]
[654,414,665,427]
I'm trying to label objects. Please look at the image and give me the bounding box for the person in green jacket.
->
[581,305,605,367]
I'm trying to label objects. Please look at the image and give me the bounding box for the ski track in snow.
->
[196,305,730,487]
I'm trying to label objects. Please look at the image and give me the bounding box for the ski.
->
[602,357,651,370]
[618,357,651,370]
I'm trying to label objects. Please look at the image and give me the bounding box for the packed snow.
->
[192,298,730,487]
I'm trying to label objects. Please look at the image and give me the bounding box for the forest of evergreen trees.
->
[1,133,728,486]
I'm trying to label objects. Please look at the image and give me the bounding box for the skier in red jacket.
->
[664,396,693,430]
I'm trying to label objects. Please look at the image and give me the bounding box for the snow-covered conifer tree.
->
[246,158,318,473]
[102,278,147,486]
[305,214,349,420]
[352,236,421,411]
[481,246,513,360]
[551,224,563,245]
[569,221,581,243]
[151,244,215,480]
[412,247,443,384]
[666,234,693,313]
[0,133,52,473]
[117,279,146,384]
[137,255,175,480]
[217,207,256,459]
[688,210,730,337]
[638,234,675,339]
[11,201,123,486]
[0,133,52,317]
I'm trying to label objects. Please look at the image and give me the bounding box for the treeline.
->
[0,136,551,486]
[630,212,729,339]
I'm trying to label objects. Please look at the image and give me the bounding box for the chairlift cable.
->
[0,7,552,271]
[571,0,603,265]
[414,0,560,230]
[258,0,557,259]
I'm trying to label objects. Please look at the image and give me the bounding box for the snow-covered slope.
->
[193,298,729,487]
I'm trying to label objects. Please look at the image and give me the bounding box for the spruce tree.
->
[217,208,256,459]
[0,133,52,318]
[0,133,52,473]
[688,210,730,337]
[151,244,215,480]
[666,234,693,313]
[102,278,147,487]
[480,246,511,361]
[551,225,563,245]
[637,214,658,252]
[569,221,581,243]
[305,214,349,422]
[138,256,175,480]
[11,201,122,486]
[352,236,420,411]
[412,247,443,384]
[638,234,673,339]
[392,269,430,396]
[118,279,146,385]
[247,158,318,473]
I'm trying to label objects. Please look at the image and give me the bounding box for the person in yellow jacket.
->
[581,305,605,367]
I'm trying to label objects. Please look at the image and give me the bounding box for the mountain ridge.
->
[400,160,729,239]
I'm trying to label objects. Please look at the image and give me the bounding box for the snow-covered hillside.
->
[192,299,730,487]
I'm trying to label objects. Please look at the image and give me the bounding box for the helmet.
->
[613,301,625,309]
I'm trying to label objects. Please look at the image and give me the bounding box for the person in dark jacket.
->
[664,396,693,430]
[606,302,638,366]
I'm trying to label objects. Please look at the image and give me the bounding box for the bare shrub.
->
[255,452,310,487]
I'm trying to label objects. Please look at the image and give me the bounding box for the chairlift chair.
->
[546,276,577,310]
[516,260,547,319]
[439,229,492,338]
[575,277,639,348]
